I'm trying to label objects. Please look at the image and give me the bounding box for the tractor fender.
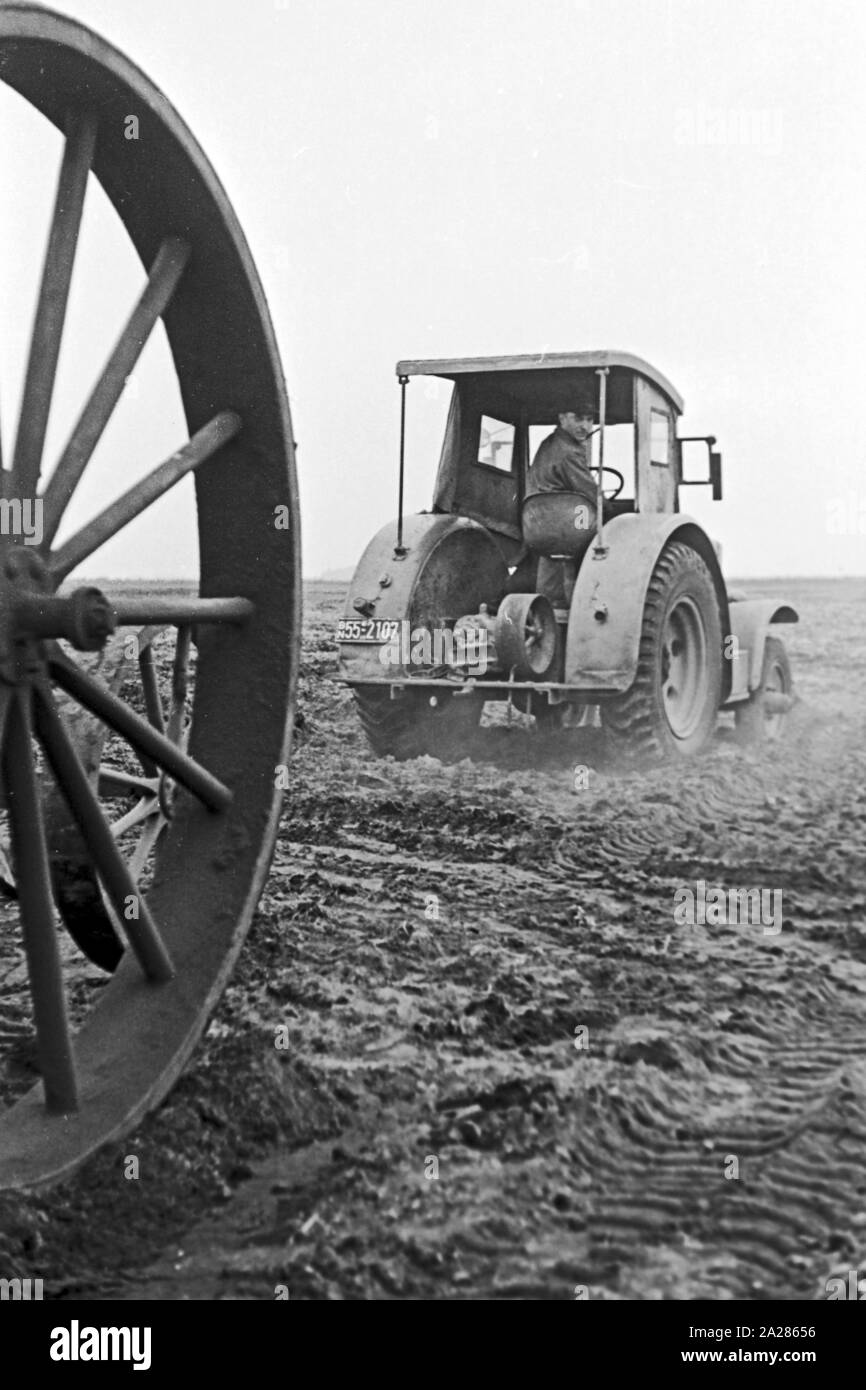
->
[338,513,509,682]
[564,514,731,695]
[723,599,799,704]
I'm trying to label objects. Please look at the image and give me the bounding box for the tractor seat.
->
[521,490,598,560]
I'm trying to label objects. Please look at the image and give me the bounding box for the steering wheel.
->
[589,465,626,501]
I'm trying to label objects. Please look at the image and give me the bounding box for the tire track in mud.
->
[235,680,866,1300]
[539,710,866,1299]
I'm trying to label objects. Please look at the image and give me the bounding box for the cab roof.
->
[395,350,684,416]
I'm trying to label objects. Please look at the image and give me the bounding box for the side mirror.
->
[710,451,723,501]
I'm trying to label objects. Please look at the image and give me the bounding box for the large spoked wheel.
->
[354,687,482,761]
[603,541,722,761]
[735,636,793,746]
[0,7,300,1190]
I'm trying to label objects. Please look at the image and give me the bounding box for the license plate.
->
[336,617,400,643]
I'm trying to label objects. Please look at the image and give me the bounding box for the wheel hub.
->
[0,546,116,682]
[660,596,708,740]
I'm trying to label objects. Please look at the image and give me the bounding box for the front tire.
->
[604,541,723,761]
[735,636,793,746]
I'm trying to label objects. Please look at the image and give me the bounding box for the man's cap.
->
[565,396,596,416]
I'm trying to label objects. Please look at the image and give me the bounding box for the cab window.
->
[528,421,635,498]
[650,409,670,465]
[477,417,514,472]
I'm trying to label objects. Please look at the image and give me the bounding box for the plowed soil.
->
[1,576,864,1301]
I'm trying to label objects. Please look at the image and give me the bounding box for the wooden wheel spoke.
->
[168,625,192,746]
[49,411,242,582]
[12,111,97,497]
[136,633,166,777]
[2,689,78,1113]
[110,796,159,839]
[32,681,174,983]
[47,644,232,812]
[41,237,191,542]
[98,767,159,800]
[127,815,165,883]
[138,642,166,735]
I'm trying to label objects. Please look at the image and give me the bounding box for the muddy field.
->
[1,575,864,1301]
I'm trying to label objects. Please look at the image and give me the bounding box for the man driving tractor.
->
[527,395,598,605]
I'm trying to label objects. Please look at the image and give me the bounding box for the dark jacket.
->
[528,425,594,496]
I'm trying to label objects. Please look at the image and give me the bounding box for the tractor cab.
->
[397,352,721,562]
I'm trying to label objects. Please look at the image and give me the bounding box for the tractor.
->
[339,351,797,760]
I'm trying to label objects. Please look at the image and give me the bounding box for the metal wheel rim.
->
[660,595,708,740]
[0,5,300,1190]
[524,598,556,675]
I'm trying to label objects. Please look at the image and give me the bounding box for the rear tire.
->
[354,687,482,761]
[735,636,793,746]
[604,541,723,761]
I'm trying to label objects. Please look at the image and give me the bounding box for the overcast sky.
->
[1,0,864,578]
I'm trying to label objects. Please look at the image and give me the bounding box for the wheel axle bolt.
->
[70,588,117,650]
[13,586,117,652]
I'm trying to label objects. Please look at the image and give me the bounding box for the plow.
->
[0,4,300,1189]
